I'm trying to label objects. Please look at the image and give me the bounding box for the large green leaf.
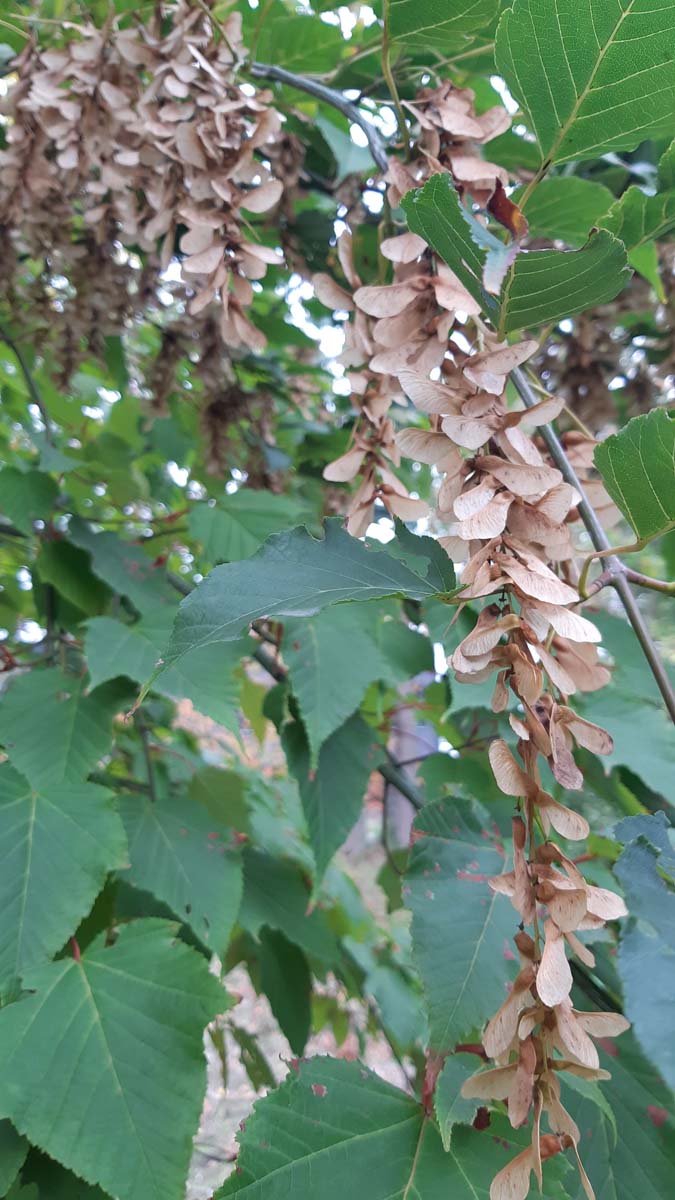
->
[406,797,516,1052]
[496,0,675,166]
[35,542,109,616]
[0,764,127,995]
[283,714,380,880]
[563,1035,675,1200]
[217,1057,570,1198]
[594,409,675,542]
[387,0,498,50]
[0,671,124,789]
[69,519,175,613]
[188,491,311,564]
[0,921,226,1200]
[613,814,675,1091]
[118,786,243,957]
[434,1053,484,1150]
[158,520,455,674]
[403,174,629,332]
[85,614,248,730]
[511,178,614,247]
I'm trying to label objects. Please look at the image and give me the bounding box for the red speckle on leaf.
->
[423,869,431,878]
[312,1083,328,1098]
[457,870,489,882]
[179,828,188,836]
[293,641,300,651]
[473,1107,490,1131]
[434,862,441,873]
[503,941,516,961]
[425,889,435,900]
[453,825,460,833]
[207,831,220,840]
[259,1141,269,1148]
[647,1106,669,1128]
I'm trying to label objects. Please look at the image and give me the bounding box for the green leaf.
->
[84,614,248,731]
[387,0,498,51]
[434,1053,484,1150]
[0,469,57,536]
[498,229,629,332]
[34,541,109,616]
[240,851,339,965]
[117,787,243,957]
[258,927,311,1055]
[0,671,123,789]
[563,1034,675,1200]
[403,174,629,332]
[626,240,664,300]
[21,1154,110,1199]
[188,491,311,564]
[283,715,380,880]
[0,921,226,1200]
[282,605,386,763]
[159,520,455,675]
[511,178,614,247]
[496,0,675,166]
[594,409,675,543]
[0,1122,27,1196]
[613,818,675,1090]
[217,1056,570,1198]
[600,186,675,252]
[0,764,127,995]
[406,797,516,1052]
[69,518,175,613]
[584,614,675,799]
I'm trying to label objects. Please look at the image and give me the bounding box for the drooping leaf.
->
[434,1053,484,1150]
[0,671,125,789]
[117,786,243,957]
[0,469,57,536]
[283,714,380,880]
[84,614,248,731]
[69,518,175,613]
[158,520,455,675]
[0,764,127,995]
[496,0,675,166]
[282,605,387,763]
[258,927,311,1055]
[403,174,629,332]
[217,1056,570,1198]
[594,409,675,543]
[613,814,675,1091]
[188,491,311,564]
[512,178,614,247]
[387,0,498,50]
[0,1122,27,1196]
[240,850,339,965]
[0,921,227,1200]
[406,797,516,1052]
[20,1154,109,1200]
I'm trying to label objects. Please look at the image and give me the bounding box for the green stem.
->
[381,0,409,160]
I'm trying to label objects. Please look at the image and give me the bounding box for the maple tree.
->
[0,1,674,1198]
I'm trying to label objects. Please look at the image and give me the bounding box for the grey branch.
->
[511,366,675,725]
[250,61,390,173]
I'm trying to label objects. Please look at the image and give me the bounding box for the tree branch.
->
[511,366,675,725]
[249,61,390,173]
[0,320,54,445]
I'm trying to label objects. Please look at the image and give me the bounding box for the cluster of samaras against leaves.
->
[313,82,510,535]
[0,2,283,362]
[312,81,631,1200]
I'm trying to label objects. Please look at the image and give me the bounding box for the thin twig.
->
[512,365,675,725]
[583,565,675,599]
[249,62,390,173]
[0,320,55,445]
[381,0,410,159]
